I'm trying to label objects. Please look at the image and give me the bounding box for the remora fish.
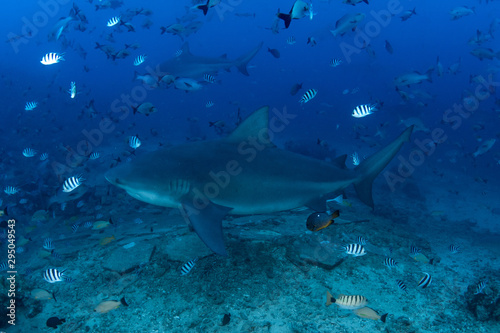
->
[105,107,413,256]
[158,42,262,79]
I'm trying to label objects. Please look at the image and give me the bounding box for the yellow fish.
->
[354,307,388,323]
[38,249,52,259]
[94,297,128,314]
[92,219,113,230]
[410,253,434,264]
[99,235,116,246]
[31,210,49,222]
[31,289,55,301]
[18,236,32,247]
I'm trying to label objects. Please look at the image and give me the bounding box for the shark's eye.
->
[115,178,124,185]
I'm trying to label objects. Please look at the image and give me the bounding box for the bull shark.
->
[105,106,413,256]
[157,41,263,79]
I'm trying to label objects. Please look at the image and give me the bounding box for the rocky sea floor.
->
[1,175,499,332]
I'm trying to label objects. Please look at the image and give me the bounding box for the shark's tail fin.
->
[354,126,413,207]
[235,42,263,76]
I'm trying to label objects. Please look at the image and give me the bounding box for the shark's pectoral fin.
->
[306,197,327,212]
[354,125,414,208]
[332,154,348,169]
[181,200,232,256]
[306,191,342,212]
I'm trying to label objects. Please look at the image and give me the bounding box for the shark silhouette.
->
[105,106,413,256]
[158,41,263,79]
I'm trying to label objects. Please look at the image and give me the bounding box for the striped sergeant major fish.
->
[326,291,368,310]
[343,243,366,257]
[62,175,84,193]
[22,148,37,157]
[410,246,421,256]
[0,262,8,271]
[396,280,407,293]
[180,258,198,276]
[43,238,55,250]
[383,258,397,268]
[43,268,66,283]
[25,101,38,111]
[474,280,488,295]
[448,244,461,254]
[355,236,367,245]
[89,152,100,160]
[352,104,377,118]
[203,74,217,84]
[4,186,19,195]
[299,89,317,104]
[68,81,76,98]
[41,52,64,65]
[330,58,342,67]
[129,136,141,149]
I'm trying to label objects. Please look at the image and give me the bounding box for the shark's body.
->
[106,107,413,256]
[158,42,263,79]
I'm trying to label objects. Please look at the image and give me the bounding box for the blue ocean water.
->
[1,0,499,332]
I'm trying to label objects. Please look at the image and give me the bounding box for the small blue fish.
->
[448,244,461,254]
[129,136,141,149]
[23,148,37,157]
[0,262,9,271]
[25,101,38,111]
[43,238,54,250]
[4,186,20,195]
[133,54,147,66]
[330,58,342,67]
[89,152,100,160]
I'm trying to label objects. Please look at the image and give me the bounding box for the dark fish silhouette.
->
[267,47,281,58]
[290,83,303,96]
[46,317,65,329]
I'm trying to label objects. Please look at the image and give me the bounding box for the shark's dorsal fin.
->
[226,106,275,147]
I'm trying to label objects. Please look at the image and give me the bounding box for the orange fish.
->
[99,235,115,246]
[306,210,340,231]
